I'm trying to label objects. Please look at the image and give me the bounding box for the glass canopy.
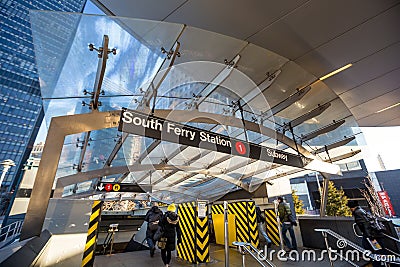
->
[30,11,362,202]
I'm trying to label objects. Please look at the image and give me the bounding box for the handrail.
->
[352,223,400,244]
[102,224,118,255]
[102,231,112,254]
[315,228,365,252]
[315,228,400,265]
[0,220,23,246]
[232,241,276,267]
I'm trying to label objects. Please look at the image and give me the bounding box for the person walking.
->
[347,200,386,267]
[256,206,272,248]
[277,196,297,251]
[158,203,181,267]
[144,202,163,257]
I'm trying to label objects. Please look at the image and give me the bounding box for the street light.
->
[0,159,15,190]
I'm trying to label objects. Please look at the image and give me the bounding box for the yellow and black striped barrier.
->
[196,215,209,263]
[211,203,224,214]
[211,201,259,248]
[228,201,259,248]
[81,200,102,267]
[177,202,196,263]
[265,209,280,246]
[247,201,259,248]
[177,201,210,264]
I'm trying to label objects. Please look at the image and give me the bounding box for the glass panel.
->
[30,11,366,202]
[30,11,184,125]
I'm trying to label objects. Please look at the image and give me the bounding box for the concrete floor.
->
[94,244,355,267]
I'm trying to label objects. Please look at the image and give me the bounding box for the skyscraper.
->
[0,0,87,194]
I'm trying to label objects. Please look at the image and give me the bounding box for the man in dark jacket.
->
[347,200,385,267]
[277,196,297,251]
[144,203,163,257]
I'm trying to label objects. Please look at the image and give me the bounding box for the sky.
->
[83,0,104,15]
[34,0,104,144]
[33,1,400,173]
[359,126,400,172]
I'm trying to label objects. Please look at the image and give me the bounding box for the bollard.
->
[238,245,246,267]
[224,201,229,267]
[108,223,119,255]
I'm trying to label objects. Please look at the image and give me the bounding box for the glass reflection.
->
[30,12,364,202]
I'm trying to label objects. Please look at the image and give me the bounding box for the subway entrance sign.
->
[118,108,310,168]
[96,182,145,193]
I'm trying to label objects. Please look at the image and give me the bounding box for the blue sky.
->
[83,0,104,15]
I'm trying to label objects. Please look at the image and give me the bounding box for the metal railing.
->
[102,223,118,255]
[315,228,400,267]
[0,220,23,247]
[352,223,400,245]
[232,241,276,267]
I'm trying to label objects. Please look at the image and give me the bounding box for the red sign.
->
[235,141,246,155]
[377,191,395,217]
[105,183,113,192]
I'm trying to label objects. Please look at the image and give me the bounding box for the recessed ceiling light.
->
[319,63,353,81]
[376,102,400,113]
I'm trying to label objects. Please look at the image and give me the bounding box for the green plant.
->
[292,189,305,214]
[326,181,352,216]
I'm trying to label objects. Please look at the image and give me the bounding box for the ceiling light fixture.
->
[319,63,352,81]
[376,102,400,113]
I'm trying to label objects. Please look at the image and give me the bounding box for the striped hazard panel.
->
[265,209,280,246]
[211,204,224,215]
[247,201,259,248]
[196,216,209,263]
[228,202,250,244]
[211,201,258,247]
[177,202,196,263]
[82,200,102,267]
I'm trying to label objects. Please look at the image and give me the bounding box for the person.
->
[158,203,181,267]
[277,196,297,251]
[144,202,163,257]
[347,200,385,267]
[256,206,272,248]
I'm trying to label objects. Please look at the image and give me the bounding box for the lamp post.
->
[0,159,15,190]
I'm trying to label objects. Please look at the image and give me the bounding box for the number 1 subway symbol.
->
[235,141,246,155]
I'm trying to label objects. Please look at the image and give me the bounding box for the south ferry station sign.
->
[118,108,306,168]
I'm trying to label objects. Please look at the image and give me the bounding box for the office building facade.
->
[0,0,87,193]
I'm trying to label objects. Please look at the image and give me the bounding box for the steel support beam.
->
[281,102,331,131]
[319,173,330,217]
[77,131,91,172]
[21,108,340,241]
[300,119,345,143]
[20,110,120,240]
[313,136,356,154]
[54,163,203,197]
[105,133,128,167]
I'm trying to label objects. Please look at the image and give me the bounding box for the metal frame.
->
[20,110,120,240]
[20,107,341,240]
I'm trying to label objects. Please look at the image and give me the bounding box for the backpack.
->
[363,210,387,233]
[148,211,162,231]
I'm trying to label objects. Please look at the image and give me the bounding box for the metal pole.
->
[239,246,246,267]
[304,180,313,210]
[320,173,330,217]
[322,232,334,267]
[110,231,115,255]
[274,200,284,250]
[315,172,322,195]
[224,201,229,267]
